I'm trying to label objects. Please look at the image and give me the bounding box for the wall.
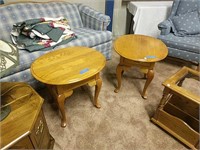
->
[113,0,130,37]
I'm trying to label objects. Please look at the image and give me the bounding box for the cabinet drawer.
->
[38,111,54,149]
[30,111,45,148]
[30,110,54,149]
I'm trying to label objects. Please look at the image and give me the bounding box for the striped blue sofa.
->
[0,1,112,88]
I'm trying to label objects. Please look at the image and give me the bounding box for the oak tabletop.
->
[31,47,106,85]
[114,34,168,62]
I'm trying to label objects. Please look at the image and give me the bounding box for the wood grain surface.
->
[114,34,168,62]
[0,82,43,149]
[31,47,106,85]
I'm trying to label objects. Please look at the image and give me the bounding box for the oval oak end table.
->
[31,47,106,127]
[114,34,168,99]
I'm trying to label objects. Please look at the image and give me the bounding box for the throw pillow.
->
[176,0,199,15]
[171,11,200,36]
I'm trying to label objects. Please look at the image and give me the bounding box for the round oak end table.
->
[114,34,168,99]
[31,47,106,127]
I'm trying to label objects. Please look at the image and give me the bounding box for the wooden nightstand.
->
[0,82,55,149]
[151,67,200,150]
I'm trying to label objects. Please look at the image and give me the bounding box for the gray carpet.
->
[40,50,190,150]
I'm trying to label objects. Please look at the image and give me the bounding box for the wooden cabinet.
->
[0,82,55,149]
[151,67,200,150]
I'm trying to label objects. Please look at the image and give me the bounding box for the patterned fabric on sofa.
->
[0,2,112,88]
[157,0,200,64]
[159,34,200,62]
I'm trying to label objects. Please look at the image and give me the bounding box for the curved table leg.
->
[114,64,123,93]
[142,69,154,99]
[56,90,73,127]
[57,94,67,127]
[94,77,102,108]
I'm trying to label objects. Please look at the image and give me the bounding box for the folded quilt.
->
[11,17,77,52]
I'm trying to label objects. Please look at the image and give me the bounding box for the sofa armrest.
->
[77,4,111,31]
[158,20,172,35]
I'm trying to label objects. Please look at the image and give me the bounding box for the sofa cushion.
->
[176,0,200,15]
[0,2,83,42]
[1,27,112,78]
[167,47,199,63]
[171,11,200,36]
[158,33,200,54]
[58,27,112,48]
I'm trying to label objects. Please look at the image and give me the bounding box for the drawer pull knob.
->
[40,123,44,133]
[36,120,44,135]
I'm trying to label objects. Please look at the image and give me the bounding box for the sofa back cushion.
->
[176,0,200,15]
[0,1,83,42]
[169,0,200,18]
[171,10,200,36]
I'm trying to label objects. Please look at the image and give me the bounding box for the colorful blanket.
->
[11,17,76,52]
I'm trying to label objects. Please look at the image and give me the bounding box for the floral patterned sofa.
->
[0,1,112,88]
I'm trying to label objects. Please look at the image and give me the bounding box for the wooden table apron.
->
[31,47,105,127]
[114,34,168,99]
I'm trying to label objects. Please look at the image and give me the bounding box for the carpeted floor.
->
[39,50,192,150]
